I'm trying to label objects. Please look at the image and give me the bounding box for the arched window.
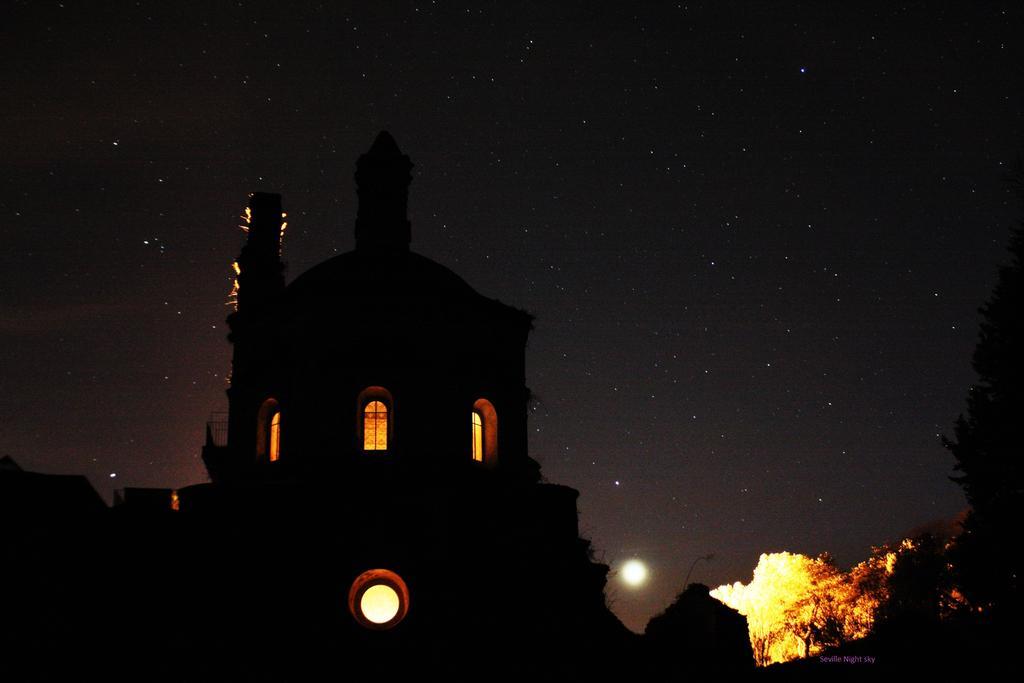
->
[364,400,388,451]
[358,386,393,452]
[256,398,281,462]
[471,398,498,466]
[471,410,484,462]
[269,411,281,462]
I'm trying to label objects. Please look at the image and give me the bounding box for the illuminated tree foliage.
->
[710,540,954,666]
[943,205,1024,619]
[711,551,889,666]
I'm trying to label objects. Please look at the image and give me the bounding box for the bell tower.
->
[202,192,286,483]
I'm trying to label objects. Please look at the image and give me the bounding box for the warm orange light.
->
[257,398,281,461]
[170,490,180,511]
[229,204,251,307]
[710,544,910,666]
[471,410,483,461]
[364,400,388,450]
[472,398,498,466]
[279,211,288,253]
[228,260,241,308]
[269,411,281,462]
[348,569,410,630]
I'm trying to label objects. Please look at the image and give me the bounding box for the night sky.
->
[3,2,1022,632]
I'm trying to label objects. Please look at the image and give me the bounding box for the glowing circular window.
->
[348,569,409,630]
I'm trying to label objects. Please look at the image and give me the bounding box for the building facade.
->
[171,132,628,679]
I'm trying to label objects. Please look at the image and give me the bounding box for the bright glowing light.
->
[471,410,483,461]
[709,543,920,666]
[228,260,241,308]
[228,203,252,308]
[348,568,410,630]
[269,411,281,462]
[471,398,498,466]
[621,559,648,587]
[360,584,400,624]
[364,400,388,450]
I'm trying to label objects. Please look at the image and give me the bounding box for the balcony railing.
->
[206,411,229,447]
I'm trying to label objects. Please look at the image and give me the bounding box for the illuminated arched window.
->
[471,411,484,462]
[358,386,393,452]
[269,411,281,462]
[471,398,498,466]
[256,398,281,462]
[364,400,388,451]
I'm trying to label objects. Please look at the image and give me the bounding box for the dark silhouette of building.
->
[1,456,112,680]
[200,131,638,679]
[0,132,633,681]
[644,582,755,678]
[3,133,634,681]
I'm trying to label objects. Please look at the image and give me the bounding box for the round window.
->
[348,569,410,630]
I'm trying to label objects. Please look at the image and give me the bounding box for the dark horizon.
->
[2,1,1021,633]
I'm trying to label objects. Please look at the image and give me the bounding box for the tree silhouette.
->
[943,181,1024,621]
[874,534,954,628]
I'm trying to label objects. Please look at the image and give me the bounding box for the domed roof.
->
[285,247,483,307]
[280,132,530,326]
